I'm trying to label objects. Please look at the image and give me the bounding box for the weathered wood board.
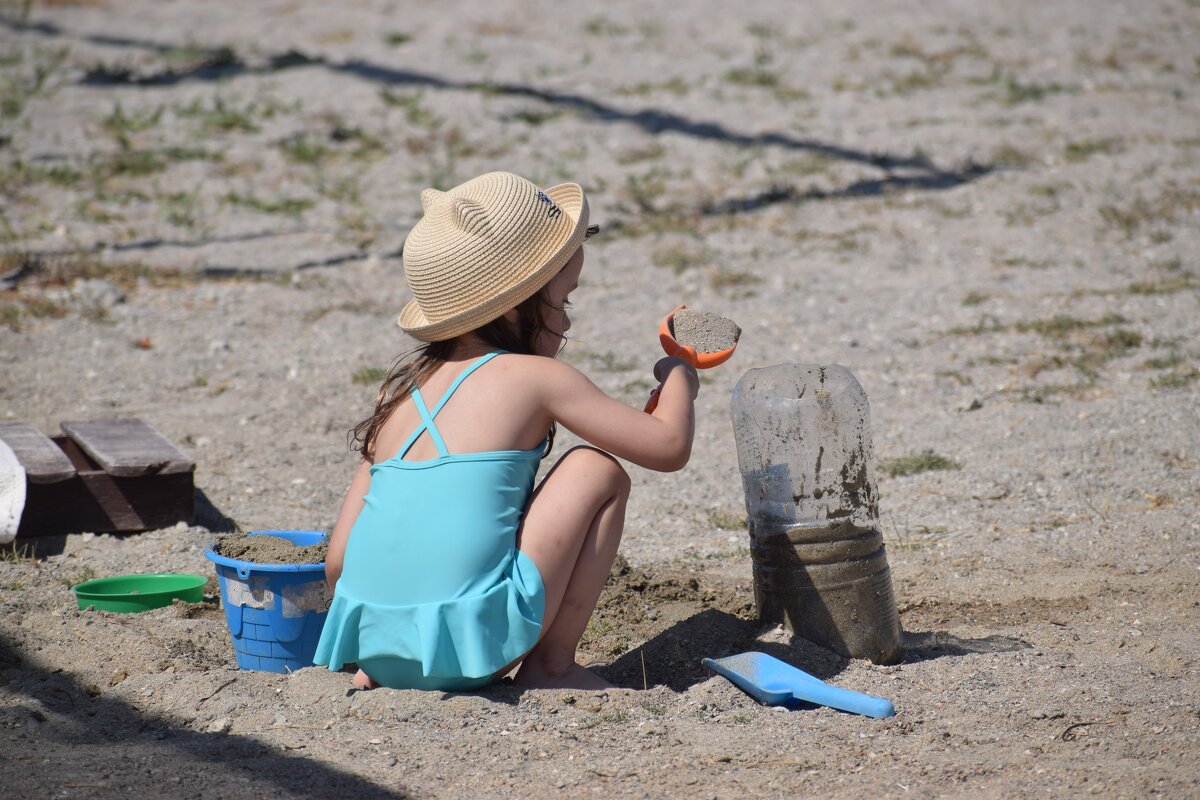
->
[0,421,76,483]
[60,419,194,477]
[0,419,195,538]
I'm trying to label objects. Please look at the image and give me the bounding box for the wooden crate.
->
[0,418,195,538]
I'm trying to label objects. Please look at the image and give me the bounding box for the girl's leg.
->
[512,446,630,689]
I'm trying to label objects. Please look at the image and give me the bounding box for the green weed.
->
[615,142,665,165]
[622,378,655,397]
[621,169,671,214]
[0,542,36,563]
[583,16,628,36]
[707,509,746,530]
[616,78,689,97]
[935,369,972,385]
[352,366,388,385]
[1075,45,1122,71]
[100,102,164,138]
[1099,185,1200,239]
[1064,138,1122,162]
[62,564,97,588]
[0,44,69,123]
[881,65,948,95]
[708,267,762,292]
[884,516,952,552]
[652,241,709,274]
[1023,328,1143,382]
[576,349,636,373]
[725,50,782,88]
[1141,352,1185,371]
[0,251,191,293]
[224,191,315,217]
[158,188,203,228]
[328,121,386,160]
[976,68,1075,105]
[782,153,834,177]
[175,95,262,134]
[585,618,613,637]
[991,143,1036,167]
[277,133,330,166]
[379,89,442,128]
[994,255,1052,269]
[879,452,960,478]
[336,206,380,249]
[1014,313,1127,338]
[506,106,564,126]
[382,31,413,46]
[1151,368,1198,389]
[1126,274,1197,295]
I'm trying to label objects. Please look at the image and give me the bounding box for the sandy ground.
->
[1,0,1198,797]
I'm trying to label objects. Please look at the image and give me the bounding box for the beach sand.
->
[1,1,1197,797]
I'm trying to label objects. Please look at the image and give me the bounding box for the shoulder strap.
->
[396,352,503,459]
[395,386,445,458]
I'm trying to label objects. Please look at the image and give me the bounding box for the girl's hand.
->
[653,356,700,400]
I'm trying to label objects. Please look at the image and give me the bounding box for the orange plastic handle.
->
[658,304,738,369]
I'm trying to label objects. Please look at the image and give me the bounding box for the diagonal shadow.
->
[900,630,1031,663]
[597,610,1033,693]
[5,16,992,191]
[194,487,237,533]
[0,632,410,799]
[597,609,852,691]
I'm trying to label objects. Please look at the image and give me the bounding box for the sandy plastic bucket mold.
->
[204,530,330,673]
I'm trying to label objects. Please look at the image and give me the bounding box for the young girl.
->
[314,171,699,691]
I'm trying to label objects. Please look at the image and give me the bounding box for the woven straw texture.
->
[398,172,588,341]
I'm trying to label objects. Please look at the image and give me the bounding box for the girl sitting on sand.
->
[314,171,699,691]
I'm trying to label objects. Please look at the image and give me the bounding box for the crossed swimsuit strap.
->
[396,351,503,459]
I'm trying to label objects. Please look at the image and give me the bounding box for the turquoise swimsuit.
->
[314,352,546,690]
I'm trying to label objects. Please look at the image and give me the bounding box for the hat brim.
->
[397,182,589,342]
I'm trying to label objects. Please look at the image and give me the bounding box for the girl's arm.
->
[325,459,372,590]
[540,356,699,472]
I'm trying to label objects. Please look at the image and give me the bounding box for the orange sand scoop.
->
[645,304,741,412]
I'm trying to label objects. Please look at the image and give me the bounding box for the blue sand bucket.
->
[204,530,330,673]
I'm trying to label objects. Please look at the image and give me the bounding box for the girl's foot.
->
[513,661,613,690]
[352,669,378,690]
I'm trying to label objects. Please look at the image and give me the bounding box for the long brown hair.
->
[351,287,562,462]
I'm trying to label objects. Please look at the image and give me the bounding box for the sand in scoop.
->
[669,309,741,354]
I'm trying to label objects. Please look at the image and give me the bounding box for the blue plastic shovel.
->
[702,652,896,718]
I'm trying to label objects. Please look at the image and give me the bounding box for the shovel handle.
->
[644,386,661,414]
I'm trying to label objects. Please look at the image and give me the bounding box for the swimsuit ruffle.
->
[313,551,544,681]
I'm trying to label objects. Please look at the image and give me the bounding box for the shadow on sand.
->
[5,16,995,204]
[592,609,1031,694]
[0,633,410,799]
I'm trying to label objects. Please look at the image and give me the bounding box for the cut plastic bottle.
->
[730,364,903,665]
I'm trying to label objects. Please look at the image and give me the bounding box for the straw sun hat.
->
[398,171,589,342]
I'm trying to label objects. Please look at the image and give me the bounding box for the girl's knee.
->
[562,446,630,496]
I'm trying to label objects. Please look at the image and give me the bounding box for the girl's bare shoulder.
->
[490,352,587,385]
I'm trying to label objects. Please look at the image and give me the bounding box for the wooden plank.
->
[0,421,76,483]
[60,418,194,477]
[16,438,194,537]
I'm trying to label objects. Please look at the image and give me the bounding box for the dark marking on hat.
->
[536,190,562,219]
